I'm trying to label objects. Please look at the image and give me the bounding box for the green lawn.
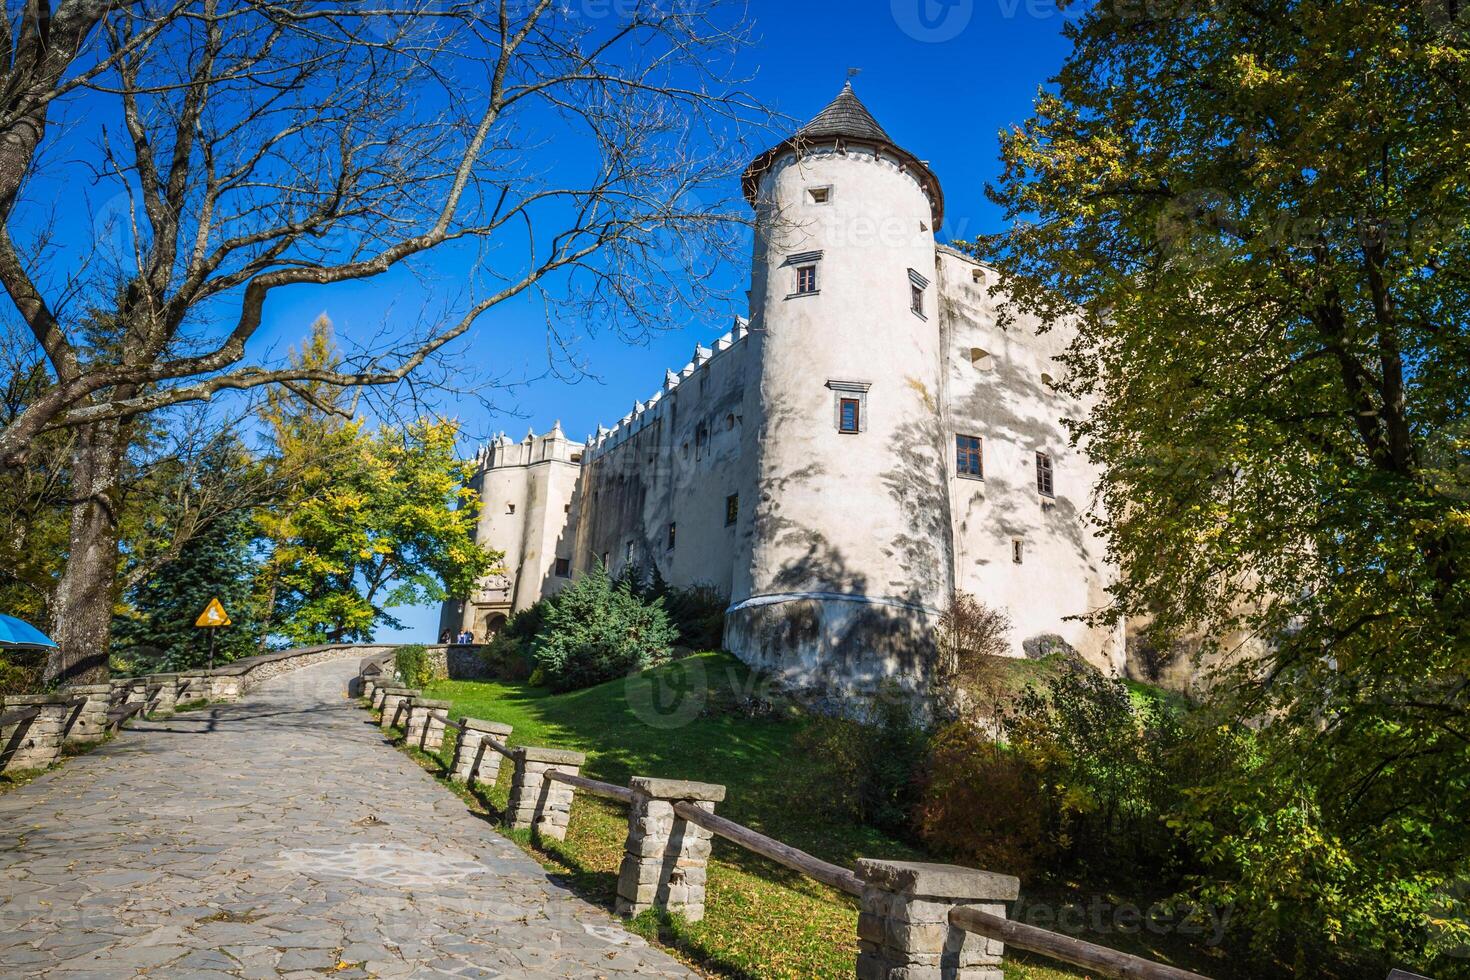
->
[407,653,1223,980]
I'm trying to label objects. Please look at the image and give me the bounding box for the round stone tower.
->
[726,84,955,698]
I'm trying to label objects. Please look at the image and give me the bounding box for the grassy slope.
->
[418,653,1215,980]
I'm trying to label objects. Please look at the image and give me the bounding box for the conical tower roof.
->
[795,81,893,143]
[743,83,943,223]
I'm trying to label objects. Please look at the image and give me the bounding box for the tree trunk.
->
[45,418,129,686]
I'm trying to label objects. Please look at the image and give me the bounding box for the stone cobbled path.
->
[0,660,697,979]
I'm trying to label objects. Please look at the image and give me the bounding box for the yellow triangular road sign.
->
[195,597,232,628]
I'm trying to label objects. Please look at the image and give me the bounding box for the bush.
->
[394,644,431,689]
[531,564,677,692]
[1006,667,1184,881]
[915,722,1048,880]
[618,566,727,650]
[479,631,533,682]
[790,684,929,837]
[0,649,45,697]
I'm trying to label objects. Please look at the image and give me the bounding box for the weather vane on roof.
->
[847,67,862,81]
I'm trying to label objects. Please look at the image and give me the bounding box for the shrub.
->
[531,564,677,691]
[394,644,431,689]
[0,649,45,697]
[1006,667,1184,880]
[476,603,548,681]
[932,590,1012,721]
[915,722,1048,880]
[790,684,929,837]
[619,567,727,650]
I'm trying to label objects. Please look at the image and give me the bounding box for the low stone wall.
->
[421,644,495,682]
[214,644,398,695]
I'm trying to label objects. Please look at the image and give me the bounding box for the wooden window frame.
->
[838,397,861,434]
[795,264,818,295]
[724,493,739,527]
[1035,451,1055,497]
[956,434,983,479]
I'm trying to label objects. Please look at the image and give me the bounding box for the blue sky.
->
[362,0,1080,640]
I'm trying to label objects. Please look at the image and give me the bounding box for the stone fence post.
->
[148,674,180,715]
[0,696,75,773]
[176,671,207,705]
[451,718,513,787]
[379,688,418,731]
[507,746,585,841]
[60,685,111,745]
[403,698,451,751]
[615,777,725,923]
[854,859,1020,980]
[370,681,397,712]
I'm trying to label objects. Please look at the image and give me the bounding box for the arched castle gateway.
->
[442,84,1126,693]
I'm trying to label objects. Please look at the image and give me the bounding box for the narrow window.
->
[726,413,736,430]
[695,422,709,459]
[601,551,610,568]
[796,264,818,294]
[564,503,571,514]
[554,557,571,577]
[1036,451,1055,497]
[911,283,924,317]
[838,397,861,434]
[667,522,677,550]
[625,541,634,563]
[506,503,516,515]
[1012,539,1024,564]
[725,493,739,527]
[570,452,583,463]
[956,435,983,478]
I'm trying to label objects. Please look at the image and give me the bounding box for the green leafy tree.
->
[111,505,265,673]
[981,1,1470,973]
[269,418,497,645]
[532,563,677,691]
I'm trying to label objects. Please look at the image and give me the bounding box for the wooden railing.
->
[670,799,864,897]
[950,906,1211,980]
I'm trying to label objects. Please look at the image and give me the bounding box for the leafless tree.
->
[933,590,1013,724]
[0,1,770,683]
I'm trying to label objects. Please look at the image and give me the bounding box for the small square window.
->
[554,557,571,577]
[506,503,516,515]
[796,265,818,294]
[564,503,571,514]
[1036,451,1055,497]
[956,435,983,478]
[839,397,861,434]
[725,493,739,527]
[668,522,677,550]
[808,186,831,204]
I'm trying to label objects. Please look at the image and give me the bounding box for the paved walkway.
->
[0,660,696,979]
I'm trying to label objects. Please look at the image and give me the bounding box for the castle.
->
[441,84,1125,694]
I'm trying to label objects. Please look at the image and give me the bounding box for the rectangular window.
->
[1036,451,1055,496]
[911,283,924,316]
[506,503,516,515]
[796,264,818,294]
[601,551,610,568]
[667,522,677,550]
[808,186,831,204]
[956,435,983,478]
[725,493,739,527]
[1012,539,1024,564]
[695,422,709,459]
[839,397,861,434]
[554,557,571,577]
